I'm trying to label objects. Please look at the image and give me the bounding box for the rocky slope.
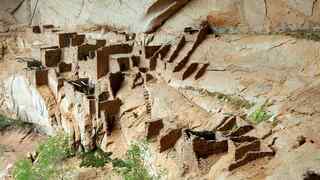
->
[0,0,320,180]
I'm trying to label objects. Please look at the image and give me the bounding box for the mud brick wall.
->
[71,34,86,46]
[117,57,130,71]
[146,119,164,139]
[131,56,140,67]
[45,48,61,67]
[97,49,110,79]
[229,151,275,171]
[168,36,185,63]
[195,63,209,80]
[58,62,72,73]
[109,72,125,97]
[230,125,254,137]
[32,26,41,33]
[35,69,48,86]
[216,116,237,132]
[192,138,228,159]
[173,25,209,72]
[182,63,199,80]
[89,98,96,115]
[104,44,133,55]
[234,140,260,161]
[159,128,182,152]
[98,99,122,115]
[145,45,161,59]
[59,32,77,48]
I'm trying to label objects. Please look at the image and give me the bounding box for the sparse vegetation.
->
[80,148,113,168]
[12,133,75,180]
[12,132,164,180]
[248,105,272,124]
[0,144,7,157]
[279,30,320,41]
[0,114,33,130]
[183,86,254,110]
[112,140,159,180]
[213,92,253,109]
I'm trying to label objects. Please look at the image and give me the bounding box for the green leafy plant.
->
[248,106,272,124]
[0,114,12,130]
[0,114,33,130]
[12,133,75,180]
[12,160,37,180]
[80,148,113,168]
[112,141,153,180]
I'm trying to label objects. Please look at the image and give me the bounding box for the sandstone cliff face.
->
[1,0,320,179]
[30,0,320,33]
[0,0,31,32]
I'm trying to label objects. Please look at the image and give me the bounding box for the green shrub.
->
[12,160,37,180]
[80,148,113,168]
[12,133,75,180]
[0,114,13,130]
[112,141,153,180]
[249,106,272,124]
[0,114,33,130]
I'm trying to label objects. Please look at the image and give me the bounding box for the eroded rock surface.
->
[1,1,320,179]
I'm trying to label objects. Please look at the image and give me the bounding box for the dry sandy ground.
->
[0,127,45,178]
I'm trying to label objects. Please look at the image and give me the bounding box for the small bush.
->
[12,160,37,180]
[112,141,153,180]
[12,133,75,180]
[249,106,272,124]
[80,148,113,168]
[0,114,33,130]
[0,114,13,130]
